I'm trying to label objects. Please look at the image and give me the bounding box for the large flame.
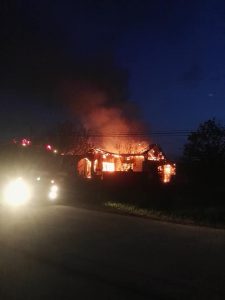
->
[158,164,176,183]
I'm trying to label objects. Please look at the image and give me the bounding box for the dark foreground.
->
[0,205,224,300]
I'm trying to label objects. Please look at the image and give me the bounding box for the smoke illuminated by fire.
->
[63,64,176,184]
[64,80,149,153]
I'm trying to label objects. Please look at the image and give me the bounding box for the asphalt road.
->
[0,205,224,300]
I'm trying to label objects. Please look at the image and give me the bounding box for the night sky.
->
[1,0,225,156]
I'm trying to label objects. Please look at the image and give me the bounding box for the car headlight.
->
[3,178,31,206]
[51,185,58,192]
[48,185,59,200]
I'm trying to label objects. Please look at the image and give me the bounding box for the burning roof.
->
[77,144,176,183]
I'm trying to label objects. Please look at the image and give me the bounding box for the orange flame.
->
[158,164,176,183]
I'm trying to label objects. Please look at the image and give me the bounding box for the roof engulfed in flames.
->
[77,144,176,183]
[90,144,165,161]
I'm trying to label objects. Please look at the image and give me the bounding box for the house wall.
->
[77,148,175,183]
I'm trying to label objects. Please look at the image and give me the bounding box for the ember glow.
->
[158,164,176,183]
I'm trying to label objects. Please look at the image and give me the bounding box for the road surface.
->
[0,205,224,299]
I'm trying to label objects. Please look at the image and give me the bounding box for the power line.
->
[73,130,192,137]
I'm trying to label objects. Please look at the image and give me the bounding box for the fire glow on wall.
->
[77,145,176,183]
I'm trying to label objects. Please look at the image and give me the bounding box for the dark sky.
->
[1,0,225,156]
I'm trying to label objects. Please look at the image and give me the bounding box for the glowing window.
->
[102,162,115,172]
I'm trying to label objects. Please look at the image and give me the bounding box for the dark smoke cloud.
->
[0,0,150,148]
[0,1,130,109]
[0,1,69,107]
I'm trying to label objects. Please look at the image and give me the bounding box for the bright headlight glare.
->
[50,185,58,192]
[48,191,58,200]
[3,178,31,206]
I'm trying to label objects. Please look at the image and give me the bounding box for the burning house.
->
[77,144,176,183]
[63,69,176,184]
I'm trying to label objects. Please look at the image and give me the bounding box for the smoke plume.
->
[62,63,149,153]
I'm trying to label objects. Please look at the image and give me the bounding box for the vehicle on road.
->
[0,141,62,207]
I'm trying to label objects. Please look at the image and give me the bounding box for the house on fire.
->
[77,144,176,183]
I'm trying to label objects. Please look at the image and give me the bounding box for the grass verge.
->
[104,201,225,228]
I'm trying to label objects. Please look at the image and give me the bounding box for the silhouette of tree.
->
[183,119,225,184]
[48,121,92,155]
